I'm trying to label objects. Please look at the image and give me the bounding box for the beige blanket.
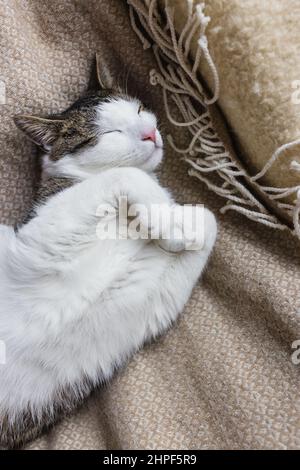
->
[0,0,300,449]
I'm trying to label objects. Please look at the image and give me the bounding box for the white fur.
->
[0,98,217,428]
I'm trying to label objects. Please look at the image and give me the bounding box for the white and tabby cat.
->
[0,57,217,448]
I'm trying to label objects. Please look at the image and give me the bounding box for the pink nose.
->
[142,129,156,144]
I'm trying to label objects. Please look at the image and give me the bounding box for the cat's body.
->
[0,59,217,448]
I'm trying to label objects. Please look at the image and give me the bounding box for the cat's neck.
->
[42,154,101,182]
[41,154,157,182]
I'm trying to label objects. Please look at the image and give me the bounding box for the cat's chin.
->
[142,147,163,172]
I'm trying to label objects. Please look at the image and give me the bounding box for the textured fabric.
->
[171,0,300,211]
[0,0,300,450]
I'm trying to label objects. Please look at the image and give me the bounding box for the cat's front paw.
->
[157,237,186,254]
[129,204,216,254]
[172,205,206,251]
[131,204,172,241]
[158,205,216,253]
[182,206,217,251]
[157,205,206,253]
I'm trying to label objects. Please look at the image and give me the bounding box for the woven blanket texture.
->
[0,0,299,449]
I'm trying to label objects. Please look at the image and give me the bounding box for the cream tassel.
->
[128,0,298,235]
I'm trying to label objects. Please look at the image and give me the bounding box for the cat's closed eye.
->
[102,130,122,135]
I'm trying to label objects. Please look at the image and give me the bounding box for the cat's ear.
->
[95,53,114,90]
[13,115,63,148]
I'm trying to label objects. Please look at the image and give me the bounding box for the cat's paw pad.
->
[157,237,186,253]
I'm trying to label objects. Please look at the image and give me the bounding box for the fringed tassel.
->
[289,159,300,237]
[128,0,299,235]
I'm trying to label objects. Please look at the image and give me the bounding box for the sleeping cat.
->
[0,57,217,448]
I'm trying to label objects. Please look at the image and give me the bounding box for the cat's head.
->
[14,55,163,179]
